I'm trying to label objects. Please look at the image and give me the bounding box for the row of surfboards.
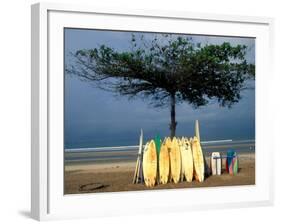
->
[142,136,205,187]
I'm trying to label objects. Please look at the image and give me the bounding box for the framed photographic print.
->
[31,2,274,221]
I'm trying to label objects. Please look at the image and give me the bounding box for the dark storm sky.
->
[64,28,255,149]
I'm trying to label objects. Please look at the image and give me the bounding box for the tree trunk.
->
[169,94,177,138]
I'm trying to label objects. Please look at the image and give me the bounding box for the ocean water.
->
[64,139,255,164]
[64,130,255,149]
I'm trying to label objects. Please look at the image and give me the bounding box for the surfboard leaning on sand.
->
[191,136,205,182]
[142,140,157,187]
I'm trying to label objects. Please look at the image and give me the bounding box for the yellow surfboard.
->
[142,140,157,187]
[169,137,181,183]
[180,138,193,182]
[159,139,170,184]
[191,136,204,182]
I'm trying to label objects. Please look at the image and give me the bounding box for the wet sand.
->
[64,153,255,194]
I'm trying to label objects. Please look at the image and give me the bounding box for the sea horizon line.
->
[65,138,255,153]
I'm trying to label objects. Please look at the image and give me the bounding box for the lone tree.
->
[67,34,255,137]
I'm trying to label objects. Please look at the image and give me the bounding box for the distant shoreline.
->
[65,139,255,151]
[65,140,255,164]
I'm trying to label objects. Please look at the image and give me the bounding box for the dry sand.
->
[64,153,255,194]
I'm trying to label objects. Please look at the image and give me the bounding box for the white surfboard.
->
[211,152,221,175]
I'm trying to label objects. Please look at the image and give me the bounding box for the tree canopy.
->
[67,34,255,137]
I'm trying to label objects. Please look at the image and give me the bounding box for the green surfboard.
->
[154,134,161,184]
[154,134,161,157]
[233,155,239,175]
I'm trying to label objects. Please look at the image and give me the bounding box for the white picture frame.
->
[31,2,274,221]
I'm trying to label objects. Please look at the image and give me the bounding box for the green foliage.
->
[68,34,255,109]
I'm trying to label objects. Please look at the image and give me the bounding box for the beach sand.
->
[64,153,255,194]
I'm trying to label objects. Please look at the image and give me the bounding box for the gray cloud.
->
[64,28,255,148]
